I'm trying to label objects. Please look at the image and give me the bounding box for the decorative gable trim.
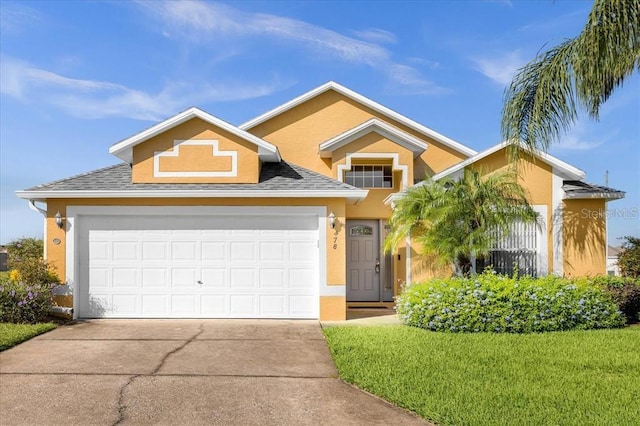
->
[240,81,476,157]
[319,119,428,158]
[430,141,586,182]
[154,140,238,178]
[109,107,280,164]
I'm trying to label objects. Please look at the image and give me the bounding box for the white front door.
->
[76,211,319,318]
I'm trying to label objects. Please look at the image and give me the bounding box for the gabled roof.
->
[562,180,625,200]
[240,81,476,157]
[109,107,281,164]
[319,119,428,158]
[16,162,368,204]
[430,141,586,181]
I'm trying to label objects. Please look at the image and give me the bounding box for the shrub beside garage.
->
[396,271,630,333]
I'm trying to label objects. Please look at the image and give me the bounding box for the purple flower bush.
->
[1,238,61,323]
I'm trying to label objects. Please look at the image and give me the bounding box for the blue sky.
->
[1,0,638,245]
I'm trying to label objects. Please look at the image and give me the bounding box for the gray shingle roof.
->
[23,161,361,192]
[563,180,625,199]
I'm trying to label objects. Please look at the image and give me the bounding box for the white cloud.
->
[352,28,397,44]
[0,3,42,34]
[0,56,284,121]
[471,50,527,86]
[137,0,444,94]
[550,121,603,152]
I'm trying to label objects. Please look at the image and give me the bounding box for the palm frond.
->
[501,0,640,152]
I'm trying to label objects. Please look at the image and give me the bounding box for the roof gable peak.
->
[109,107,280,164]
[240,81,476,157]
[319,118,428,158]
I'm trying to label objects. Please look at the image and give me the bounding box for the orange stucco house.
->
[17,82,624,320]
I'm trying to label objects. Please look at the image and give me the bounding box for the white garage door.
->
[77,213,319,318]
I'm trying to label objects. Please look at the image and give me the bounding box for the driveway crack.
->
[112,322,205,425]
[151,322,205,375]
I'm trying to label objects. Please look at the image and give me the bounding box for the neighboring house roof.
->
[562,180,626,200]
[240,81,476,157]
[109,107,281,164]
[319,119,428,158]
[607,245,623,257]
[430,141,586,181]
[16,162,368,203]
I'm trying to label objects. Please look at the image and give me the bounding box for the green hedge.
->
[396,271,625,333]
[590,276,640,324]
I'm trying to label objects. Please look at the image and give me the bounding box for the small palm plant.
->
[385,168,538,277]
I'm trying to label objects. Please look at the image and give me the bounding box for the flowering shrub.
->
[589,276,640,324]
[1,237,61,323]
[0,278,59,323]
[396,271,625,333]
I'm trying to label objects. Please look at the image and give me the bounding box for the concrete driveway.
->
[0,320,425,425]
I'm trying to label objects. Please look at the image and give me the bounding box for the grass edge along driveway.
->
[323,325,640,426]
[0,323,57,351]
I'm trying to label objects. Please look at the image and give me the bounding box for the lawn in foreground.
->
[0,323,56,351]
[323,325,640,426]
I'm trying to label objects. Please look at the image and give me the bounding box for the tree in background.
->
[618,236,640,278]
[385,169,538,277]
[502,0,639,152]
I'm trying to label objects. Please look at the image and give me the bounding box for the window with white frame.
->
[344,165,393,189]
[478,220,538,277]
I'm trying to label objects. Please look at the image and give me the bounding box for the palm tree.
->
[502,0,639,152]
[385,169,538,277]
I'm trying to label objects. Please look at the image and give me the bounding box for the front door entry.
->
[346,220,380,302]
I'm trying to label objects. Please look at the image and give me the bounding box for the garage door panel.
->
[259,242,285,261]
[229,294,256,315]
[202,242,226,261]
[112,268,138,288]
[201,295,226,315]
[201,268,226,287]
[171,269,197,287]
[259,269,285,288]
[80,212,319,318]
[89,241,110,261]
[142,268,167,288]
[260,295,285,315]
[142,294,167,315]
[171,241,198,261]
[112,241,138,261]
[112,294,138,315]
[171,295,197,315]
[230,241,256,261]
[230,268,256,288]
[142,242,168,261]
[89,268,109,288]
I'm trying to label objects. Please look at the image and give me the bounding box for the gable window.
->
[344,165,393,189]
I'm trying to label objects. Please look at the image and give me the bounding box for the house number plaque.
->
[333,230,339,249]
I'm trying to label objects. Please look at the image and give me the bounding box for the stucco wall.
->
[563,198,607,276]
[132,117,260,184]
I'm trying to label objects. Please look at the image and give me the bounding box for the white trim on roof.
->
[109,107,281,164]
[240,81,476,157]
[429,141,585,182]
[319,119,427,158]
[16,189,368,204]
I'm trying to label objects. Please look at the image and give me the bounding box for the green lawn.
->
[0,322,57,351]
[323,325,640,426]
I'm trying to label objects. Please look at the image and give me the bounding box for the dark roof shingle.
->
[24,161,360,192]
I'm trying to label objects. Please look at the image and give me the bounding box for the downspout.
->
[28,200,47,259]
